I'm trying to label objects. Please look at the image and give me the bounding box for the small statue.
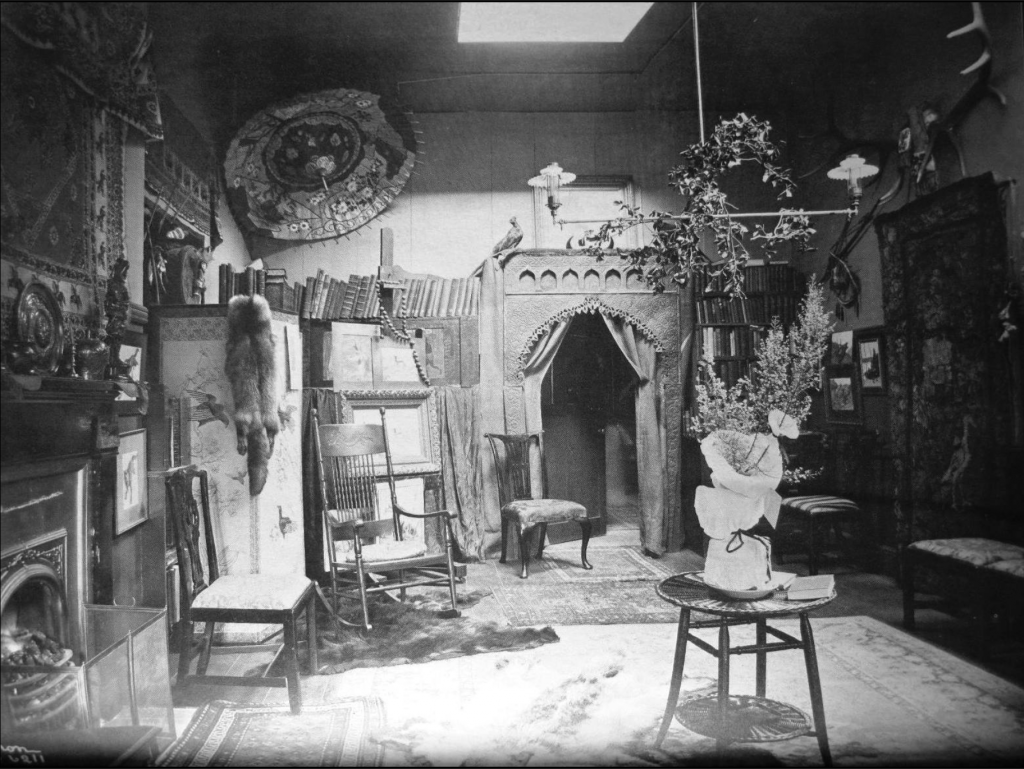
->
[104,256,131,379]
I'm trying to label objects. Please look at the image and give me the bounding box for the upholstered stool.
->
[779,494,860,576]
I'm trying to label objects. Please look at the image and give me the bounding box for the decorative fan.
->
[224,88,417,241]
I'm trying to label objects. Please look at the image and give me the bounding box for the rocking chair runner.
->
[313,407,460,632]
[485,432,594,579]
[166,466,317,714]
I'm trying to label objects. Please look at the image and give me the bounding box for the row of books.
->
[693,263,805,295]
[301,270,380,321]
[392,275,480,318]
[746,294,801,327]
[218,265,304,314]
[700,326,761,359]
[696,296,752,325]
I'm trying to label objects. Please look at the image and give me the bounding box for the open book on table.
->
[783,574,835,600]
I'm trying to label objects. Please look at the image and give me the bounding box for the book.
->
[445,278,461,316]
[363,274,378,318]
[340,276,360,319]
[323,278,340,320]
[784,574,834,600]
[354,274,373,318]
[310,269,326,318]
[438,279,452,317]
[468,277,480,315]
[302,276,316,319]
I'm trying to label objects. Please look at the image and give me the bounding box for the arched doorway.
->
[540,312,639,543]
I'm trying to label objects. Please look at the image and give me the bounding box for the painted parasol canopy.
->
[224,88,416,241]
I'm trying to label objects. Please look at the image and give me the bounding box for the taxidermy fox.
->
[225,294,279,495]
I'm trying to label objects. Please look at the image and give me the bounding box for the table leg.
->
[656,608,691,748]
[755,618,766,698]
[717,621,731,756]
[800,613,832,767]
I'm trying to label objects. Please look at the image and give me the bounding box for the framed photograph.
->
[341,389,439,474]
[829,330,855,367]
[824,373,861,424]
[115,429,148,535]
[855,327,886,394]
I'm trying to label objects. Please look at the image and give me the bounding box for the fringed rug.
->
[316,589,559,675]
[158,697,385,767]
[476,546,686,626]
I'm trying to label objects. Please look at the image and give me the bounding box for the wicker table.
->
[654,572,836,764]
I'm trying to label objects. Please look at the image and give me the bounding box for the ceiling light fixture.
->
[458,2,653,44]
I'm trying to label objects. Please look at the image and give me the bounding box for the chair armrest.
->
[393,503,456,521]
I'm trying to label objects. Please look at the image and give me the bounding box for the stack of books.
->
[783,574,835,600]
[390,274,480,318]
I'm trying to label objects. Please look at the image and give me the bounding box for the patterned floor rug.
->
[158,697,385,767]
[476,545,697,626]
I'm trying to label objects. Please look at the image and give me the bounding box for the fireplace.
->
[0,378,174,738]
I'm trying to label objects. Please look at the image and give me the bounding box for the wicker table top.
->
[656,572,835,618]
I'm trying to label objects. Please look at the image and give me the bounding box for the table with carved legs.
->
[654,572,836,765]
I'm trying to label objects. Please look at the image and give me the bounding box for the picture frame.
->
[340,389,440,474]
[372,337,427,389]
[824,372,862,425]
[115,328,147,411]
[115,428,148,535]
[829,330,855,367]
[854,327,887,394]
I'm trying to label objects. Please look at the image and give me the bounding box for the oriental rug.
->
[479,545,690,626]
[159,697,384,767]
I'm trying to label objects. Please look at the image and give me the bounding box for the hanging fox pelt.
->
[225,294,279,495]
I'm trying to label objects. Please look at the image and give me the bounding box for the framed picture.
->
[372,337,427,388]
[829,330,855,367]
[341,389,439,474]
[115,429,148,535]
[115,328,146,409]
[855,327,886,394]
[824,373,861,424]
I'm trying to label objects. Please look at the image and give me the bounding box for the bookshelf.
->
[694,263,807,390]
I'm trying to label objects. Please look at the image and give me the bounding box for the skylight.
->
[458,2,654,43]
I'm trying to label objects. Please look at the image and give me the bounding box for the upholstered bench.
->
[902,537,1024,658]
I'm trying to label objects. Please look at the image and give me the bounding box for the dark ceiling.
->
[147,2,979,150]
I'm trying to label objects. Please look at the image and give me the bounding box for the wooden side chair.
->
[778,431,875,576]
[166,466,317,714]
[485,432,594,579]
[313,407,459,632]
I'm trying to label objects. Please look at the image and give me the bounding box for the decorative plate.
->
[686,572,777,601]
[15,281,65,374]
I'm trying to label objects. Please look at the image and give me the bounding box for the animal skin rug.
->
[315,590,559,675]
[225,294,279,495]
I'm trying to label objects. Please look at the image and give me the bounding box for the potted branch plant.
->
[689,283,833,594]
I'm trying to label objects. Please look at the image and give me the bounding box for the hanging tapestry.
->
[0,26,124,347]
[875,173,1017,543]
[0,2,163,140]
[224,88,417,241]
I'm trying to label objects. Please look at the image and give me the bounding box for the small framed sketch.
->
[824,372,861,424]
[854,327,886,394]
[115,429,148,535]
[829,330,855,367]
[341,389,439,474]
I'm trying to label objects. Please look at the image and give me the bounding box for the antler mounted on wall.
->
[910,1,1007,190]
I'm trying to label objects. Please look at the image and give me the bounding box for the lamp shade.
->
[827,154,879,182]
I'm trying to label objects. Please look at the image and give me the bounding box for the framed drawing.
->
[115,429,148,535]
[854,327,886,394]
[829,330,855,367]
[824,372,861,424]
[115,327,147,409]
[341,389,439,474]
[372,337,427,388]
[329,328,375,390]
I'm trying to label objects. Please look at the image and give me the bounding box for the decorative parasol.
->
[224,88,417,241]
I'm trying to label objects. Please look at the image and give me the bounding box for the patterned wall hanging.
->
[224,88,417,242]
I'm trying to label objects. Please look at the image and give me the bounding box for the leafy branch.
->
[571,114,816,297]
